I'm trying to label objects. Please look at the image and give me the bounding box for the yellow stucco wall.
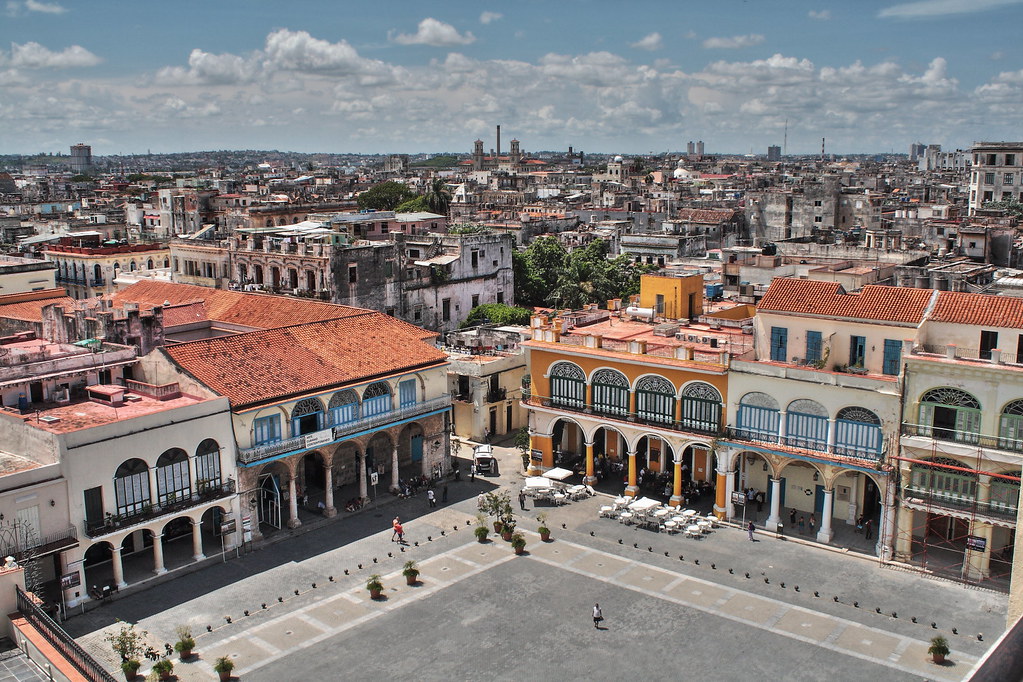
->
[638,273,704,320]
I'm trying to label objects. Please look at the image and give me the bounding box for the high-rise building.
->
[69,143,92,174]
[767,145,781,162]
[909,142,926,162]
[969,141,1023,214]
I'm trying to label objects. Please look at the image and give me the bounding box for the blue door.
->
[411,435,423,462]
[814,484,825,516]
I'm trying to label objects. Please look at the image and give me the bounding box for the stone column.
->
[765,477,782,532]
[722,466,736,520]
[964,521,993,582]
[287,475,302,529]
[583,441,596,486]
[152,533,167,575]
[826,418,837,454]
[191,519,205,561]
[893,499,913,561]
[625,450,638,497]
[816,488,834,543]
[323,465,336,517]
[111,546,127,589]
[390,445,400,493]
[876,477,897,560]
[778,410,787,444]
[670,458,683,508]
[358,454,368,500]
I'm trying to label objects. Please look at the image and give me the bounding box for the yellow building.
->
[522,283,751,511]
[637,272,704,320]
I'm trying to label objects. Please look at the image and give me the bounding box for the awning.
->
[542,467,574,481]
[524,477,553,489]
[414,254,459,267]
[628,497,661,512]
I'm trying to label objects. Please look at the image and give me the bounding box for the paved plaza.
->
[66,442,1008,681]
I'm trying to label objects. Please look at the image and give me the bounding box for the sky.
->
[1,0,1021,157]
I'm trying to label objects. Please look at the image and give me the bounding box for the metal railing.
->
[16,586,117,682]
[901,423,1023,452]
[725,427,883,461]
[0,525,77,561]
[84,479,235,538]
[903,486,1019,520]
[522,394,721,437]
[238,396,452,464]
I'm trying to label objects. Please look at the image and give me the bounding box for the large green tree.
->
[357,181,417,211]
[423,178,452,216]
[460,303,533,328]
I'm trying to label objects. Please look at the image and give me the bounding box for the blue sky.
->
[1,0,1021,156]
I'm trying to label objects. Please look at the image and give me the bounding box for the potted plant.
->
[366,574,383,599]
[173,626,195,660]
[474,514,490,542]
[403,560,420,586]
[501,520,515,541]
[929,635,949,664]
[152,658,174,681]
[537,512,551,542]
[213,656,235,682]
[120,660,141,681]
[104,621,149,681]
[511,532,527,555]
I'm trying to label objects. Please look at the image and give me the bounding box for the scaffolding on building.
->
[891,440,1018,590]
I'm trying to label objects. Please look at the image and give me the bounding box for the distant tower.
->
[821,137,826,162]
[472,139,485,170]
[696,141,705,156]
[496,125,501,159]
[686,141,695,156]
[70,143,92,174]
[510,139,521,164]
[767,145,781,162]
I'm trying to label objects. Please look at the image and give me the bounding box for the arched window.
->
[549,362,585,409]
[291,397,324,436]
[147,259,154,269]
[155,448,190,505]
[591,368,629,417]
[998,400,1023,452]
[114,458,150,516]
[908,457,978,505]
[195,439,221,491]
[737,392,780,442]
[636,375,675,424]
[786,399,828,451]
[129,260,137,272]
[834,406,882,459]
[254,264,264,284]
[918,388,981,443]
[328,390,359,426]
[363,382,392,417]
[306,270,316,291]
[680,382,722,434]
[93,263,101,282]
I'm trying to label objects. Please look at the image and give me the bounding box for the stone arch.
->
[998,399,1023,451]
[155,448,190,505]
[920,387,981,409]
[291,397,324,436]
[635,374,676,425]
[590,367,630,417]
[549,361,585,408]
[834,406,883,459]
[681,380,722,402]
[328,389,360,426]
[114,458,151,517]
[740,391,779,410]
[680,381,723,433]
[362,381,393,417]
[786,399,829,451]
[918,387,981,442]
[195,438,222,490]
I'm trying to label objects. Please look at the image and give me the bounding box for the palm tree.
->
[548,256,613,310]
[423,178,452,216]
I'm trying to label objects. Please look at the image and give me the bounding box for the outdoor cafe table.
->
[697,520,712,532]
[681,509,698,518]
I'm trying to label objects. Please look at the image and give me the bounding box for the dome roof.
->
[613,155,624,163]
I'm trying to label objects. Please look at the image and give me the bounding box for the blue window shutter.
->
[806,331,822,364]
[882,339,901,375]
[770,327,788,362]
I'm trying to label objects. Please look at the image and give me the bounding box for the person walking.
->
[755,490,764,513]
[518,489,527,511]
[391,517,401,542]
[477,493,485,511]
[427,489,436,508]
[809,513,816,536]
[441,484,448,504]
[789,508,797,526]
[864,517,874,540]
[394,521,405,544]
[798,515,805,535]
[855,514,864,534]
[747,520,755,541]
[470,463,476,482]
[592,603,603,628]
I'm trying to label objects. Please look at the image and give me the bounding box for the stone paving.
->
[65,439,1007,681]
[0,651,47,682]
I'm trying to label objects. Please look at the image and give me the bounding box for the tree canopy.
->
[460,303,533,328]
[357,181,417,211]
[513,236,654,309]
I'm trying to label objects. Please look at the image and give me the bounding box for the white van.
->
[473,444,496,475]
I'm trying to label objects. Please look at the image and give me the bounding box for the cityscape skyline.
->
[1,0,1022,156]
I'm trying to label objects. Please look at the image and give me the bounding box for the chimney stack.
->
[496,125,501,159]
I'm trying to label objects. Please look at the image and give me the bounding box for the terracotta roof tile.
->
[161,301,208,327]
[163,313,447,407]
[110,281,365,330]
[758,278,933,324]
[0,289,75,322]
[931,291,1023,328]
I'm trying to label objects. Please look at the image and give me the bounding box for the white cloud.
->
[808,9,831,19]
[156,49,260,85]
[479,11,502,24]
[878,0,1022,18]
[631,32,663,51]
[25,0,65,13]
[391,18,476,47]
[4,42,101,68]
[702,34,766,49]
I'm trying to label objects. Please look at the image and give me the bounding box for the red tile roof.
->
[931,291,1023,328]
[675,208,737,224]
[161,301,208,327]
[0,289,75,322]
[110,281,365,330]
[758,278,934,324]
[163,313,447,407]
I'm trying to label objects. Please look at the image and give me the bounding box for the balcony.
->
[522,394,721,437]
[83,479,236,538]
[902,423,1022,453]
[724,427,884,463]
[903,485,1018,521]
[0,525,78,562]
[238,395,452,464]
[485,387,507,403]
